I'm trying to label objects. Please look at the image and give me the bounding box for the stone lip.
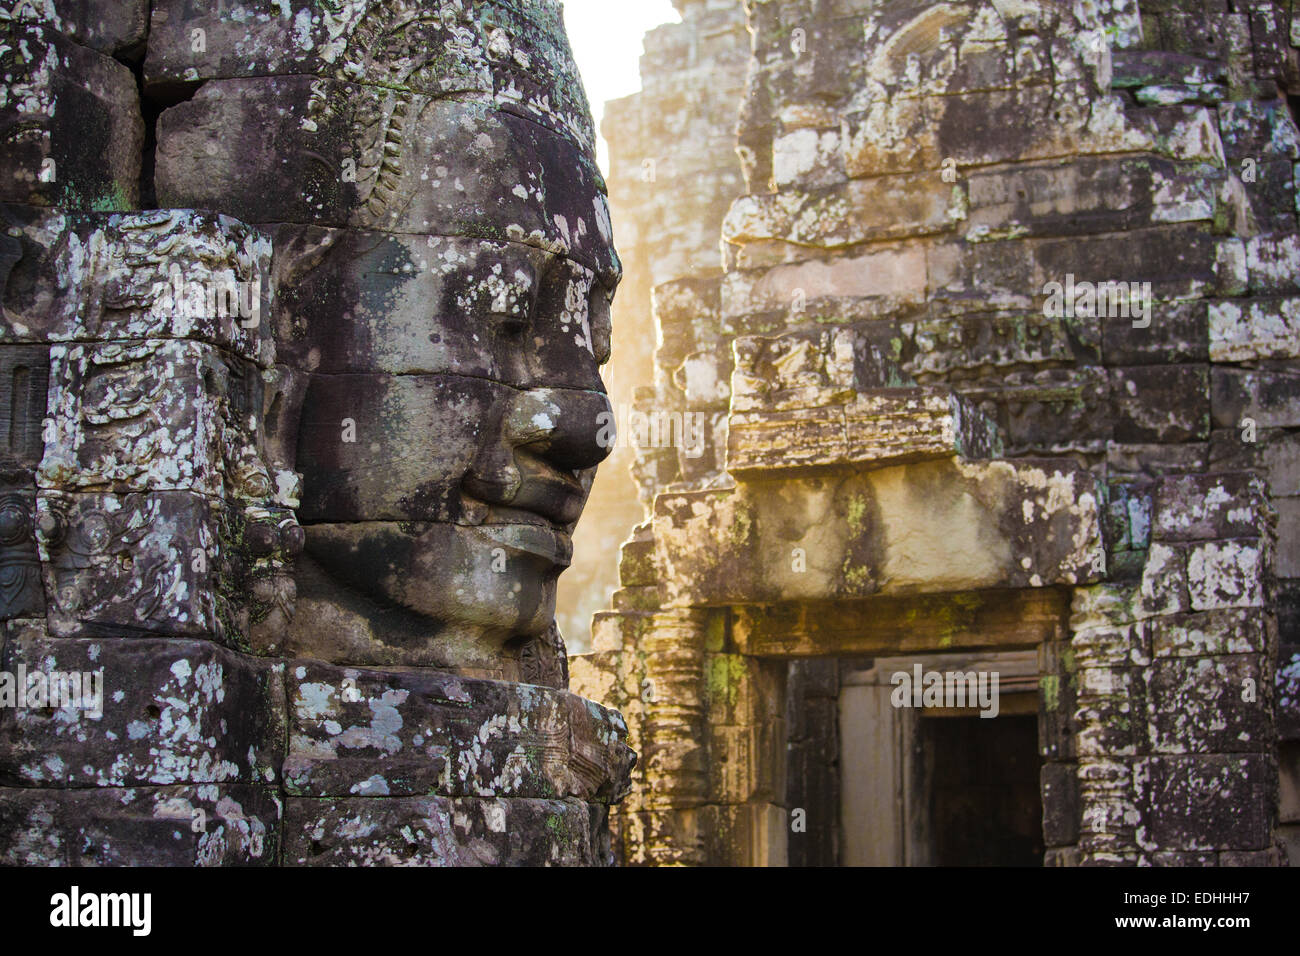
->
[0,784,281,866]
[0,628,637,804]
[284,794,612,866]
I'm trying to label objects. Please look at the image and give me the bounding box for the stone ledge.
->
[728,386,1002,477]
[0,628,286,789]
[283,795,609,866]
[283,660,634,804]
[0,22,142,210]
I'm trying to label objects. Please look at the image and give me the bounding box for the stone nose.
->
[462,387,613,506]
[507,387,613,473]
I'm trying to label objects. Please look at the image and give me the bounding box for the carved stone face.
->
[289,250,617,673]
[277,102,621,680]
[119,1,622,680]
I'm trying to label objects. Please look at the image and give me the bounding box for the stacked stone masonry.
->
[573,0,1300,866]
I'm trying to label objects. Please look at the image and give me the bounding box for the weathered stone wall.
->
[1059,472,1280,864]
[575,0,1299,865]
[0,0,634,866]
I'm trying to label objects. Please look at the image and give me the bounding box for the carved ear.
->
[515,622,569,691]
[0,230,28,329]
[0,234,20,292]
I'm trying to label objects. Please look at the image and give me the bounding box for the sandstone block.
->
[654,458,1104,608]
[1072,622,1152,669]
[1041,762,1080,847]
[909,309,1084,377]
[0,486,43,620]
[1136,755,1275,850]
[0,784,280,866]
[1152,609,1271,657]
[1110,365,1210,444]
[1153,472,1271,541]
[1075,697,1145,758]
[956,368,1111,455]
[728,386,1002,477]
[0,22,141,209]
[38,340,261,498]
[0,626,285,788]
[1208,428,1300,497]
[1280,651,1300,739]
[283,795,604,866]
[270,226,608,388]
[155,78,617,280]
[1213,366,1300,428]
[144,0,592,150]
[1217,99,1300,162]
[965,156,1217,242]
[722,173,958,249]
[34,491,240,641]
[282,660,633,803]
[0,209,273,365]
[1102,299,1208,366]
[1187,539,1268,611]
[294,373,609,523]
[1112,51,1227,89]
[1147,655,1272,754]
[5,0,148,55]
[1245,232,1300,294]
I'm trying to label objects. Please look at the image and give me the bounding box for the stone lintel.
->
[653,457,1105,608]
[733,589,1070,659]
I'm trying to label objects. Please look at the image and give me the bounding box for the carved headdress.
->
[141,0,618,284]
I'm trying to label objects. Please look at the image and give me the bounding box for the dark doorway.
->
[921,714,1043,866]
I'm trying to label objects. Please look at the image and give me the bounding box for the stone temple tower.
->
[575,0,1299,867]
